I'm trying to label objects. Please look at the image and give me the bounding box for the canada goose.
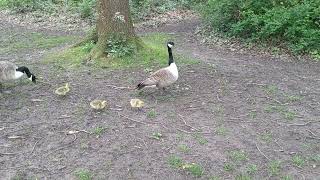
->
[0,61,36,90]
[136,42,178,90]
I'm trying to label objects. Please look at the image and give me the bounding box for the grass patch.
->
[235,174,251,180]
[91,126,106,137]
[168,156,204,177]
[215,125,228,136]
[177,144,190,153]
[75,169,92,180]
[259,131,273,143]
[292,155,305,167]
[0,32,74,54]
[284,94,303,102]
[209,176,221,180]
[182,163,204,177]
[229,150,248,162]
[281,175,293,180]
[168,155,184,168]
[263,85,278,95]
[223,163,234,172]
[44,33,198,70]
[246,164,258,175]
[193,133,208,145]
[268,160,281,176]
[265,104,297,121]
[147,109,156,118]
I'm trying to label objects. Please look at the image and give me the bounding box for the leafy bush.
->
[105,34,136,58]
[202,0,320,56]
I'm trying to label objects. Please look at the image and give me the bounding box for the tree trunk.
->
[91,0,137,59]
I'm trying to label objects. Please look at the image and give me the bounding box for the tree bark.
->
[91,0,137,59]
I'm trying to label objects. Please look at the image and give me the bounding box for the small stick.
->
[105,85,132,90]
[118,113,148,125]
[0,152,19,155]
[255,142,270,161]
[287,120,320,126]
[178,114,199,131]
[29,138,42,156]
[306,129,317,137]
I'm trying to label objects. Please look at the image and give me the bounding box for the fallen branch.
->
[0,152,19,156]
[255,142,270,161]
[288,120,320,126]
[178,114,199,131]
[29,138,42,156]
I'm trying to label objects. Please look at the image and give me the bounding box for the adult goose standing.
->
[136,42,178,91]
[0,61,36,90]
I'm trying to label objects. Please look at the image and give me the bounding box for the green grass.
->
[75,169,92,180]
[246,164,258,175]
[292,155,305,167]
[193,133,208,145]
[268,160,281,176]
[168,155,183,168]
[263,85,278,95]
[284,94,303,102]
[223,163,234,172]
[92,126,106,137]
[259,132,273,143]
[281,175,293,180]
[215,126,228,136]
[0,32,74,54]
[209,176,221,180]
[265,104,297,121]
[177,144,190,153]
[147,109,156,118]
[182,163,204,177]
[229,150,248,162]
[235,174,251,180]
[44,33,198,70]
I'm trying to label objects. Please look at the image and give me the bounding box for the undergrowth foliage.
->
[202,0,320,57]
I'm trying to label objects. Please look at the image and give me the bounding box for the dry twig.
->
[255,142,270,161]
[118,113,147,125]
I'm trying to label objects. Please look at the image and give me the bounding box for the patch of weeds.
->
[75,169,93,180]
[282,110,296,121]
[81,41,95,53]
[182,163,204,177]
[259,131,273,143]
[209,176,221,180]
[264,104,297,121]
[168,155,183,168]
[249,111,257,119]
[147,109,156,118]
[216,125,228,136]
[268,160,281,176]
[151,132,163,140]
[246,164,258,175]
[92,126,106,137]
[224,163,234,172]
[281,175,293,180]
[193,133,208,145]
[229,150,248,162]
[284,94,302,102]
[235,173,251,180]
[309,154,320,162]
[178,144,190,153]
[292,155,305,167]
[263,85,278,95]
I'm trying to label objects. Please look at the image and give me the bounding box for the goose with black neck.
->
[136,42,178,91]
[0,61,36,91]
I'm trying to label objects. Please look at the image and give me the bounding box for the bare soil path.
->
[0,14,319,180]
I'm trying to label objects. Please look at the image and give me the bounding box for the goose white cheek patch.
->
[168,44,173,48]
[28,75,33,81]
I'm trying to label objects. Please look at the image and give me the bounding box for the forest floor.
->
[0,10,320,180]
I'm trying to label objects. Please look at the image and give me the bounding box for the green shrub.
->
[202,0,320,57]
[105,34,137,58]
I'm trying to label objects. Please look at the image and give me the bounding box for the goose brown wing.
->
[0,61,17,81]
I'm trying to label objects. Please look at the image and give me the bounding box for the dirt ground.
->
[0,12,320,180]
